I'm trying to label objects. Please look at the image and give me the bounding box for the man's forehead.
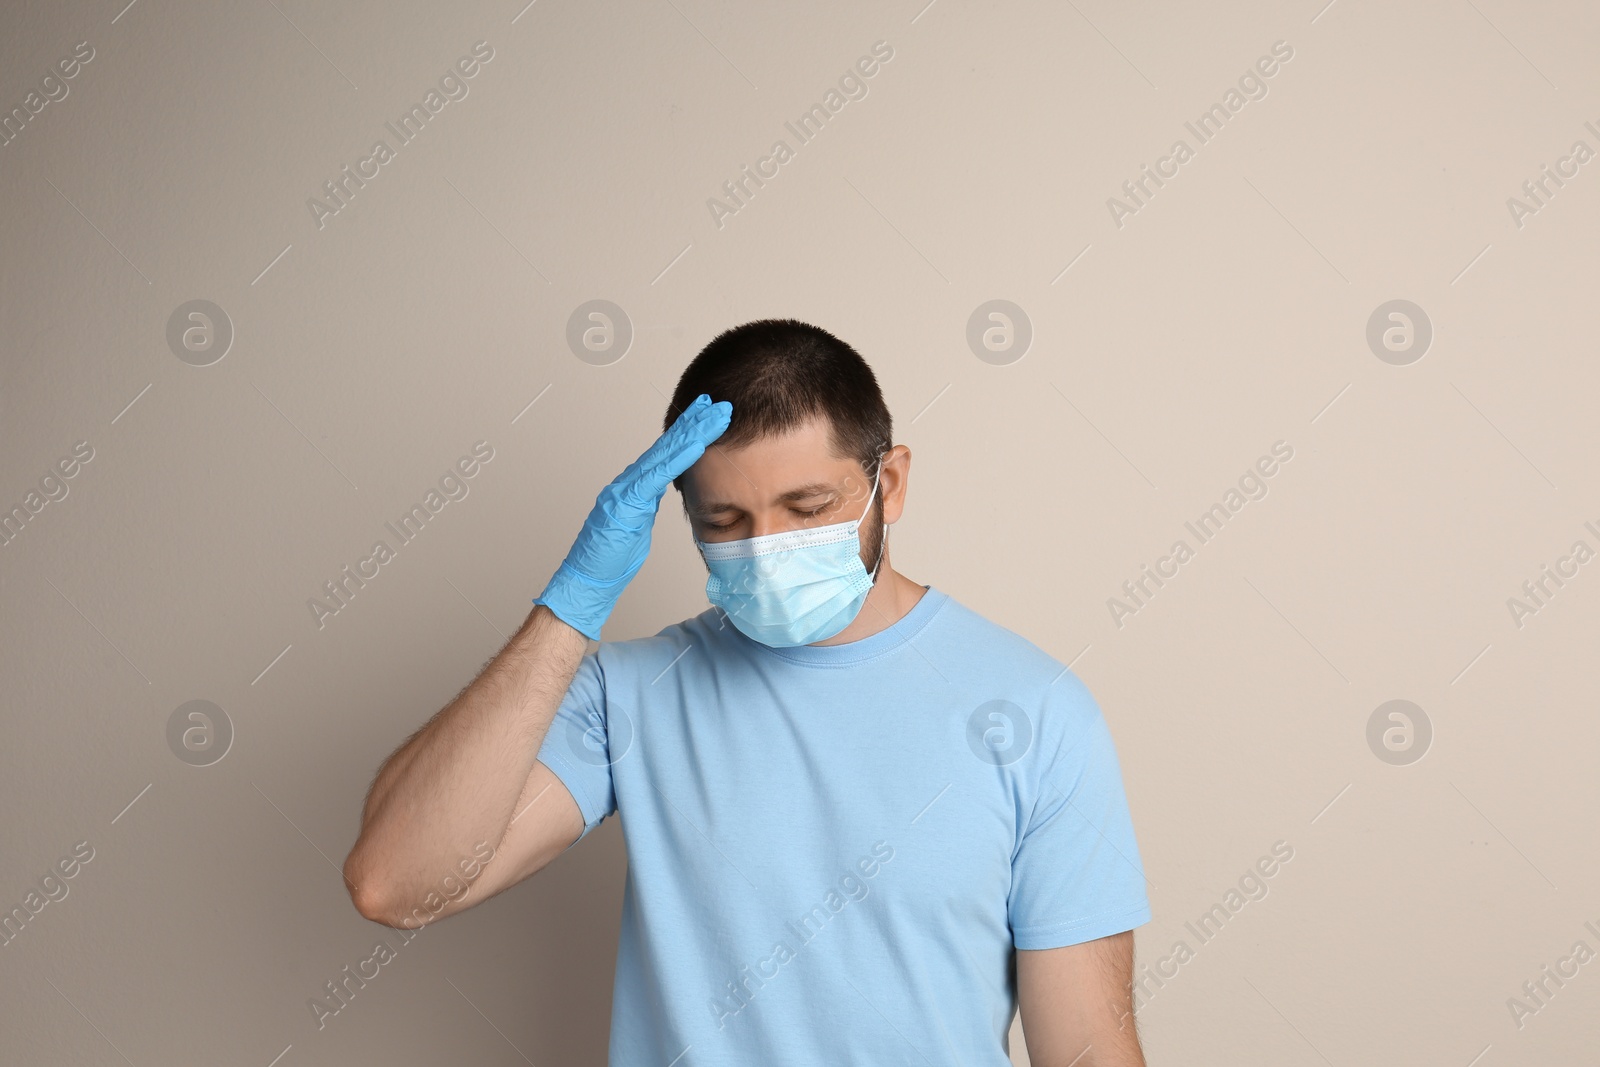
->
[683,419,863,505]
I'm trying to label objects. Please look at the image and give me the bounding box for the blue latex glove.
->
[533,393,733,640]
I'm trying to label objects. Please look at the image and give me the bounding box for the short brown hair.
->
[665,319,893,497]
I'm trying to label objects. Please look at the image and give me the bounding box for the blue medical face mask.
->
[695,463,887,648]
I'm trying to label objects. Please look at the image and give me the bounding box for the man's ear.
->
[879,444,910,525]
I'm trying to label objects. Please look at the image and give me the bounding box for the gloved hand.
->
[533,393,733,640]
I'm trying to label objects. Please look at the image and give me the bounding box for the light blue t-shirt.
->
[536,585,1151,1066]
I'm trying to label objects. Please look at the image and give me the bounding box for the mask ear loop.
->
[857,459,884,525]
[861,456,888,581]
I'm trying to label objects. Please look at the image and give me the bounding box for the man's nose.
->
[748,513,793,539]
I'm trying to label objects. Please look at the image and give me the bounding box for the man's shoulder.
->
[930,590,1106,734]
[591,608,728,674]
[930,590,1071,678]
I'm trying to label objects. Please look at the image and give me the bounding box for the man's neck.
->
[812,564,926,646]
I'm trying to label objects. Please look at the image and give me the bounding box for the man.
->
[343,319,1153,1065]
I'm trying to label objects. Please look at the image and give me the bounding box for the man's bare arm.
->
[341,604,588,926]
[342,394,732,927]
[1016,930,1146,1067]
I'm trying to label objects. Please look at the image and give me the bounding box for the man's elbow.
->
[345,865,467,930]
[350,885,393,925]
[350,883,430,930]
[343,850,395,925]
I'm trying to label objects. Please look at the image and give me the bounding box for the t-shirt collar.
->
[739,585,946,667]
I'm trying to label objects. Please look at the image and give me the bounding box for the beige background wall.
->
[3,0,1597,1063]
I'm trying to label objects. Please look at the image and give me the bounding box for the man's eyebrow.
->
[690,481,845,515]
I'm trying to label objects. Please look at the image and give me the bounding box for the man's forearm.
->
[343,604,587,915]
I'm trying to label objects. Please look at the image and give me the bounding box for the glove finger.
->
[608,394,710,488]
[611,398,725,503]
[625,400,731,505]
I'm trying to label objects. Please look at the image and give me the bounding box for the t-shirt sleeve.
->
[1008,677,1152,950]
[534,648,619,841]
